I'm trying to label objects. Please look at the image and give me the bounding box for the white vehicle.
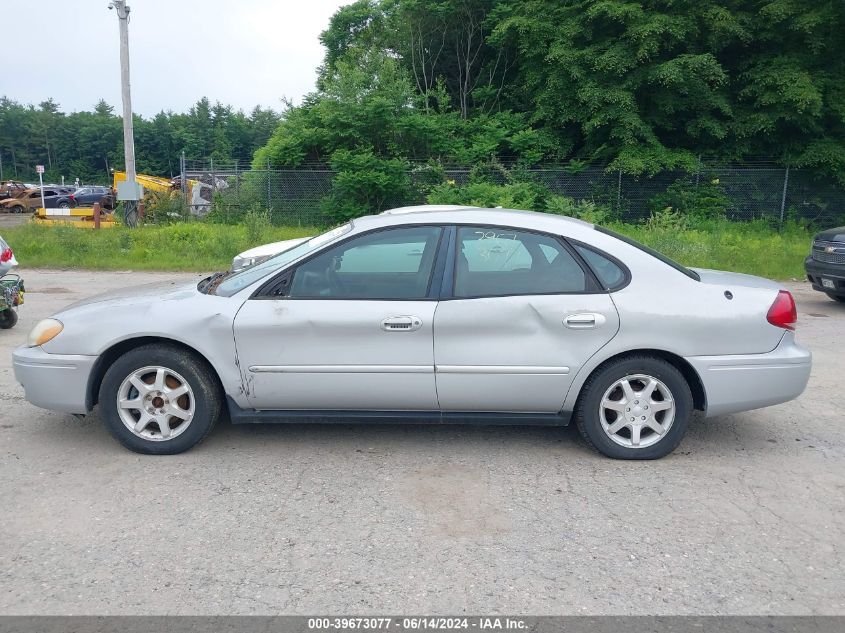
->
[14,206,811,459]
[231,237,310,272]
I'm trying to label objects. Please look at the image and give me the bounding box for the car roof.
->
[355,205,594,237]
[380,204,479,215]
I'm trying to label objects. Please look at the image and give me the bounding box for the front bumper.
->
[686,332,811,418]
[805,256,845,296]
[13,345,97,414]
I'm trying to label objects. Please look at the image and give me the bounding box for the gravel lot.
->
[1,269,843,615]
[0,214,30,229]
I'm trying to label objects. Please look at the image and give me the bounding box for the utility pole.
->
[109,0,140,226]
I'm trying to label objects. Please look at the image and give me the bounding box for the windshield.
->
[212,223,353,297]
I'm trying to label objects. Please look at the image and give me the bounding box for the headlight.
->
[27,318,64,347]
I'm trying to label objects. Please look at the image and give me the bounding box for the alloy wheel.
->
[116,366,195,441]
[598,373,675,448]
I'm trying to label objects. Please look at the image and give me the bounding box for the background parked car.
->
[0,181,28,202]
[0,188,74,213]
[805,225,845,302]
[52,187,77,209]
[69,186,113,208]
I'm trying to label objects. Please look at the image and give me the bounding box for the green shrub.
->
[650,177,731,219]
[143,191,189,225]
[545,195,616,224]
[645,206,690,232]
[427,180,546,210]
[243,204,273,244]
[321,149,411,221]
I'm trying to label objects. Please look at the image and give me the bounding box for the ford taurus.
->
[13,207,811,459]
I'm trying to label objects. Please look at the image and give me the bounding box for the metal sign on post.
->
[36,165,46,211]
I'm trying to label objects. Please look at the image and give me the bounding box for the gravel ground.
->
[0,269,843,615]
[0,214,30,229]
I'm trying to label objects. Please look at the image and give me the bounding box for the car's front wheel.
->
[574,355,693,460]
[98,344,221,454]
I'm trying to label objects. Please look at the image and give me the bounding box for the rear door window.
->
[455,227,587,297]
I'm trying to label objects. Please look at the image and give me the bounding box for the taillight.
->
[767,290,797,330]
[69,194,75,201]
[0,247,12,263]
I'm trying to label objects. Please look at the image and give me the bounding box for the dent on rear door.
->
[433,293,620,412]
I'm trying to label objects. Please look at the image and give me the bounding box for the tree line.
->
[251,0,845,218]
[0,97,281,184]
[3,0,843,215]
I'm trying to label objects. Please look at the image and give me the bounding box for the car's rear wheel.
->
[11,205,24,214]
[0,309,18,329]
[826,293,845,303]
[574,355,693,459]
[98,344,221,454]
[58,201,70,209]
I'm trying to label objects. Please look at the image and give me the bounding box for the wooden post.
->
[93,202,101,229]
[138,201,145,223]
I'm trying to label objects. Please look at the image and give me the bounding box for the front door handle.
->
[381,316,423,332]
[564,313,606,329]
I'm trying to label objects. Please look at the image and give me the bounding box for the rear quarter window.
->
[573,243,628,291]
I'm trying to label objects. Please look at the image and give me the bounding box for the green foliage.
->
[243,204,273,244]
[607,217,811,281]
[650,177,732,219]
[253,0,845,183]
[428,180,545,209]
[545,195,616,225]
[645,206,690,233]
[143,191,189,225]
[321,149,411,221]
[493,0,845,179]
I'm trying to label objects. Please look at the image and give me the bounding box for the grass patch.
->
[609,218,810,280]
[1,217,811,279]
[2,222,318,272]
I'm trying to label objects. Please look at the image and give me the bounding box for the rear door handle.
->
[564,313,606,329]
[381,316,423,332]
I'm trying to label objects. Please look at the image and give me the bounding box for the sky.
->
[0,0,352,117]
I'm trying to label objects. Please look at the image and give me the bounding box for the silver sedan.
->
[13,207,811,459]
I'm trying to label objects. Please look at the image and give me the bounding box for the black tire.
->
[58,201,70,209]
[98,343,221,454]
[11,205,24,214]
[574,355,693,460]
[0,309,18,329]
[826,293,845,303]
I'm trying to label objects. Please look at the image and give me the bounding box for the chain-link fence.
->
[178,157,845,227]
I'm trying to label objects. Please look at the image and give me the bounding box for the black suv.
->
[805,226,845,303]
